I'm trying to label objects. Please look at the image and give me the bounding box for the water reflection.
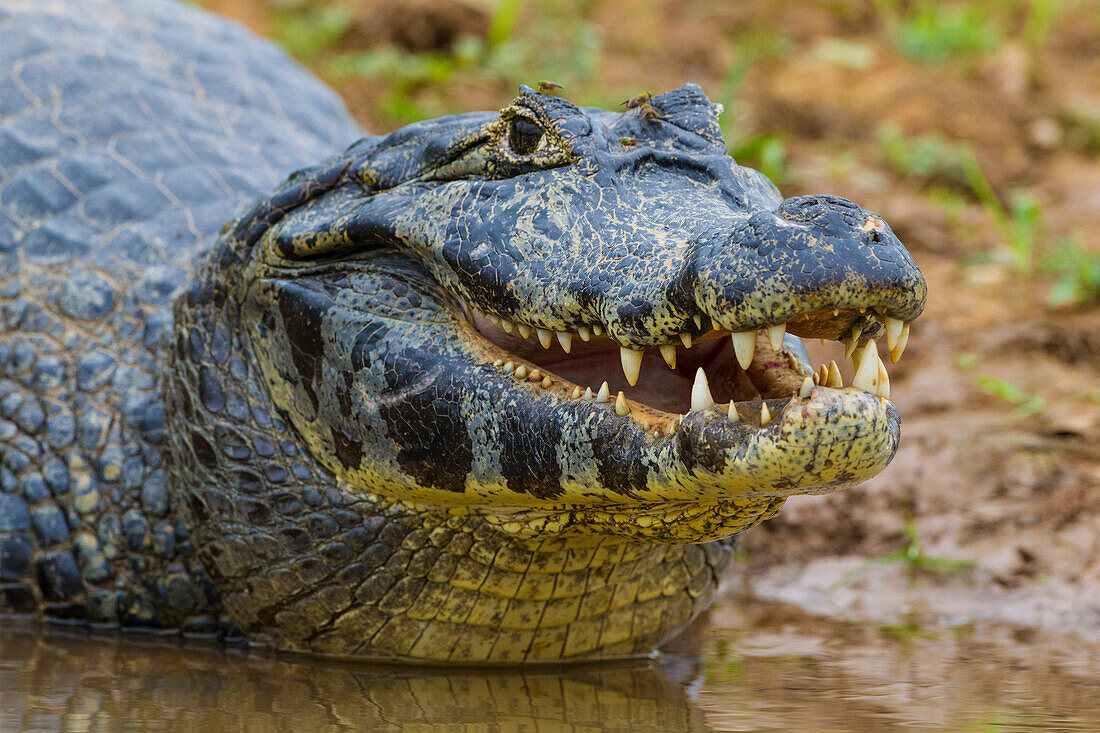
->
[2,601,1099,732]
[0,625,708,732]
[698,601,1100,731]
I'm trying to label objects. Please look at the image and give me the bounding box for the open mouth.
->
[465,306,911,433]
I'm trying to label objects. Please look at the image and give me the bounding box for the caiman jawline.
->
[463,304,909,431]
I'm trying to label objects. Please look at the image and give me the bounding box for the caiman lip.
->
[462,304,911,434]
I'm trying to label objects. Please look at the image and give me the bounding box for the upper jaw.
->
[424,204,926,357]
[452,193,922,431]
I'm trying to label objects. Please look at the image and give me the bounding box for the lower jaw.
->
[401,387,899,546]
[427,312,903,530]
[477,494,791,545]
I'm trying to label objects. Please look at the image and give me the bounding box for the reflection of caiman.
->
[3,627,710,732]
[0,0,925,662]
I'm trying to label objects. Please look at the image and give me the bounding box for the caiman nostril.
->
[778,194,863,225]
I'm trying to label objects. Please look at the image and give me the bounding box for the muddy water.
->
[2,600,1098,732]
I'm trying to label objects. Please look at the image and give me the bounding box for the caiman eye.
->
[508,116,544,155]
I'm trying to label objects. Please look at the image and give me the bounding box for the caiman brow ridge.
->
[1,0,925,664]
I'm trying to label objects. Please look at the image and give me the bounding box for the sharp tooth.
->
[884,316,903,351]
[766,323,786,350]
[528,369,542,381]
[731,331,756,370]
[503,361,515,372]
[799,375,813,399]
[493,359,504,367]
[577,326,591,342]
[812,371,821,385]
[680,332,693,348]
[517,324,532,339]
[890,322,910,363]
[592,324,604,336]
[614,391,630,416]
[583,386,594,400]
[690,368,714,412]
[659,344,677,369]
[693,314,703,329]
[571,387,582,399]
[760,402,772,426]
[817,364,829,385]
[728,402,739,422]
[536,329,553,348]
[877,356,890,400]
[620,347,643,386]
[851,341,880,393]
[501,320,515,333]
[596,381,610,403]
[556,331,573,353]
[843,325,864,360]
[541,376,553,388]
[827,360,843,388]
[514,365,528,379]
[488,314,501,326]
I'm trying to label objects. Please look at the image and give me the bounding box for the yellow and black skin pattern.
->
[1,0,925,662]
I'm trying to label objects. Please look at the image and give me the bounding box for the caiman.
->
[0,0,926,663]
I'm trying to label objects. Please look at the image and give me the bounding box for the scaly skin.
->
[1,0,926,662]
[0,0,358,631]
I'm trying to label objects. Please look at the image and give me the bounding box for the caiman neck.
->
[164,283,736,662]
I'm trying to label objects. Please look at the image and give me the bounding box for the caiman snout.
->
[693,194,926,338]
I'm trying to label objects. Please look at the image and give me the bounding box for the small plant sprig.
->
[828,521,973,592]
[961,148,1043,274]
[872,0,1005,65]
[973,375,1046,417]
[1041,235,1100,308]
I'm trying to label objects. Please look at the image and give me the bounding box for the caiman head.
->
[175,84,925,545]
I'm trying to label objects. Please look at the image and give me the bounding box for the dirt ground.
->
[203,0,1100,639]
